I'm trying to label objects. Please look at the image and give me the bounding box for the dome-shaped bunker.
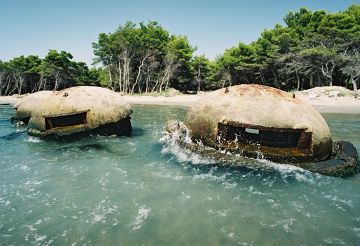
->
[185,84,333,163]
[22,86,132,137]
[166,84,358,176]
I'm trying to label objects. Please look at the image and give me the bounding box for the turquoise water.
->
[0,104,359,245]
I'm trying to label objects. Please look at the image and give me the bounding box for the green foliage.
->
[2,4,360,95]
[0,51,101,95]
[92,21,195,93]
[191,55,211,91]
[212,4,360,91]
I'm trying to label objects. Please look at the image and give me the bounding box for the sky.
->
[0,0,359,65]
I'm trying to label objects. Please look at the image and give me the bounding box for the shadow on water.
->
[0,130,25,140]
[34,126,146,143]
[53,142,108,152]
[25,133,141,158]
[131,127,146,137]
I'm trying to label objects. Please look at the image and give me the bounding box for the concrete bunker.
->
[166,84,359,177]
[184,84,332,162]
[12,86,133,137]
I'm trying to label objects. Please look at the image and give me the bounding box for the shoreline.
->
[1,92,359,114]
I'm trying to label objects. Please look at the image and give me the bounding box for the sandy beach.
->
[1,86,359,114]
[126,91,360,113]
[0,95,21,106]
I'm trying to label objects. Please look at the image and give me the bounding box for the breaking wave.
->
[159,123,321,182]
[159,125,216,165]
[25,136,42,143]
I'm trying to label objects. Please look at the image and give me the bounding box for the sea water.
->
[0,104,359,245]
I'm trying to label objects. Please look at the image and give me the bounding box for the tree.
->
[6,55,41,94]
[38,50,100,91]
[92,21,195,93]
[191,55,211,92]
[341,50,360,90]
[162,35,194,92]
[39,50,75,90]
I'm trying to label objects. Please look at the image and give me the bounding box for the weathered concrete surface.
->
[12,91,53,123]
[15,86,132,137]
[185,84,332,162]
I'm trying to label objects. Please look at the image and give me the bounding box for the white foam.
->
[35,235,47,242]
[25,136,42,143]
[324,195,354,208]
[192,171,229,183]
[92,214,105,223]
[99,173,109,189]
[227,232,235,238]
[160,125,322,183]
[90,199,118,224]
[161,140,215,165]
[160,127,216,165]
[181,191,191,200]
[152,171,185,181]
[20,165,30,171]
[34,219,42,225]
[132,206,151,230]
[269,218,296,233]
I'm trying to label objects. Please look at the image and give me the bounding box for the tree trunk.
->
[131,56,147,94]
[159,65,171,92]
[122,59,126,93]
[321,60,335,87]
[4,75,12,96]
[118,60,122,92]
[145,68,150,93]
[108,66,114,91]
[296,71,300,91]
[151,78,159,92]
[123,57,131,93]
[18,77,24,95]
[351,77,358,91]
[197,67,201,92]
[271,69,279,88]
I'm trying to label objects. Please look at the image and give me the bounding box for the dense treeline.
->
[1,5,360,95]
[207,4,360,91]
[0,50,102,95]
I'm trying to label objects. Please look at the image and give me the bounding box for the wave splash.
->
[159,123,322,183]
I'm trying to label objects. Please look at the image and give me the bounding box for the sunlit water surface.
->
[0,104,359,245]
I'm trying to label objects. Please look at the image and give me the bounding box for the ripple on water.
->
[89,198,118,224]
[0,105,359,245]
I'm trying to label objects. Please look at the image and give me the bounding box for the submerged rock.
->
[13,86,132,137]
[166,84,359,177]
